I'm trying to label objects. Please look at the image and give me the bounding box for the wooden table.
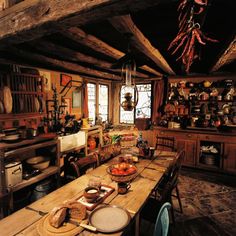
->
[0,150,177,236]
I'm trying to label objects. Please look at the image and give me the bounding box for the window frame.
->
[87,82,97,125]
[119,82,152,124]
[87,81,111,123]
[98,84,109,122]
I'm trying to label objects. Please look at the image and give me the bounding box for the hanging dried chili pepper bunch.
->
[168,0,218,73]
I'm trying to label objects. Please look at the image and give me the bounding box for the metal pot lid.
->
[5,161,21,168]
[89,205,130,233]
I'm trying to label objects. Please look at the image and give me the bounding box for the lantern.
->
[120,56,138,111]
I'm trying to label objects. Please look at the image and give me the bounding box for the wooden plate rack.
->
[0,72,46,119]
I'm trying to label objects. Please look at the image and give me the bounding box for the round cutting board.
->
[37,214,86,236]
[3,86,12,114]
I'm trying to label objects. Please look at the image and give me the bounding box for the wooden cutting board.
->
[37,214,87,236]
[3,86,12,114]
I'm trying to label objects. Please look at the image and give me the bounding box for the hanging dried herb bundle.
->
[168,0,218,73]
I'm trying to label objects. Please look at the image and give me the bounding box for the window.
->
[99,84,109,122]
[87,83,96,125]
[120,83,151,124]
[136,84,152,118]
[87,83,109,124]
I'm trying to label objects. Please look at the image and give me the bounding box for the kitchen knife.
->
[25,206,47,216]
[67,219,97,232]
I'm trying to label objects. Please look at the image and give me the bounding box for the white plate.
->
[3,134,20,140]
[89,205,130,233]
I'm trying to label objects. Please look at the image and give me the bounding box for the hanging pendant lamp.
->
[119,36,138,111]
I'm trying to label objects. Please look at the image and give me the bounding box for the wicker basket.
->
[106,164,138,183]
[120,136,137,147]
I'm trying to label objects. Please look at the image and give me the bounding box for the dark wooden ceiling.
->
[0,0,235,80]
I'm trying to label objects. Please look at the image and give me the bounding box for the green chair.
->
[153,202,171,236]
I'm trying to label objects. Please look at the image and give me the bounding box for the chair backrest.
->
[153,202,171,236]
[155,136,175,151]
[168,150,185,189]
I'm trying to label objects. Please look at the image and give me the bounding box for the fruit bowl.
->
[106,163,138,182]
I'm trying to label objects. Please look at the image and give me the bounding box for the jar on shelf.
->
[88,137,96,150]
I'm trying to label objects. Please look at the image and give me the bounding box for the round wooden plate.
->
[37,214,86,236]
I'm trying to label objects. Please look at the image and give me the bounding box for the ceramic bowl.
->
[84,186,100,202]
[26,156,50,170]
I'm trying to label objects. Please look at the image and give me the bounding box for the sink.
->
[58,131,86,152]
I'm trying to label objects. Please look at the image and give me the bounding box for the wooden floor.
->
[140,168,236,236]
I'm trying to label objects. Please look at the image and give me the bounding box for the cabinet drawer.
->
[198,134,229,142]
[157,130,177,137]
[176,133,197,140]
[157,130,197,140]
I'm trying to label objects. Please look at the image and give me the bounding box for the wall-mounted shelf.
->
[0,136,60,216]
[81,126,103,156]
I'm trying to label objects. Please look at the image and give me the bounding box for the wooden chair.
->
[64,152,98,182]
[155,136,175,151]
[169,150,185,213]
[150,150,185,224]
[153,202,171,236]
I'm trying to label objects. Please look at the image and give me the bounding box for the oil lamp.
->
[120,57,138,111]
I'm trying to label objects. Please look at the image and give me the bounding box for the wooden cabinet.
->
[156,129,197,167]
[176,139,196,166]
[155,127,236,174]
[223,143,236,174]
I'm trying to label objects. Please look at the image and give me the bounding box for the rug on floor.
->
[140,168,236,236]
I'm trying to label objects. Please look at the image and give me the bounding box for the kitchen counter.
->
[0,133,57,150]
[152,126,236,137]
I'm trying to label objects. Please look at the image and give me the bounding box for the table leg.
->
[135,212,140,236]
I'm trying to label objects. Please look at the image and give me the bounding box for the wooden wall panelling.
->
[140,130,156,147]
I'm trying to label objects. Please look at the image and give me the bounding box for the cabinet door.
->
[223,143,236,173]
[176,139,196,166]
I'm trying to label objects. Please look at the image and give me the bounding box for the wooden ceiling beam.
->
[140,65,163,77]
[5,47,121,80]
[0,0,162,46]
[27,40,149,78]
[109,15,175,75]
[211,36,236,72]
[62,27,162,77]
[28,40,112,68]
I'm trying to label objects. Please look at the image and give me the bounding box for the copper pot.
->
[199,92,209,100]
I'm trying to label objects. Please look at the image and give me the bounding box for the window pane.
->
[99,84,108,122]
[87,83,96,125]
[120,85,134,124]
[119,84,151,124]
[136,84,151,118]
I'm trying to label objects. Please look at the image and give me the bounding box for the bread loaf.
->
[48,201,87,228]
[48,205,67,228]
[66,201,86,220]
